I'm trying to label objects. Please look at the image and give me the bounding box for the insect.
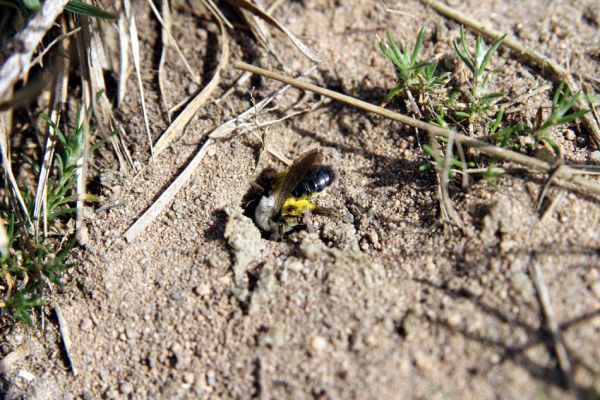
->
[254,148,337,239]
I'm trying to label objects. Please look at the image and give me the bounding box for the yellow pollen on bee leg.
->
[282,197,316,216]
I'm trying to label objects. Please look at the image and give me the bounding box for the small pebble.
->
[194,284,211,297]
[446,312,462,329]
[183,372,195,384]
[187,83,199,95]
[80,318,92,332]
[591,150,600,163]
[563,129,575,141]
[310,335,328,352]
[120,382,133,395]
[206,370,216,387]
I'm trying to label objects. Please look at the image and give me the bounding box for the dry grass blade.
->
[124,0,155,157]
[528,261,580,399]
[0,216,8,256]
[0,0,69,97]
[420,0,600,149]
[1,107,33,231]
[73,12,134,170]
[153,16,229,156]
[117,6,130,106]
[234,61,600,197]
[29,27,81,70]
[52,302,77,376]
[223,0,321,63]
[125,138,214,242]
[33,19,71,237]
[158,0,173,121]
[147,0,200,84]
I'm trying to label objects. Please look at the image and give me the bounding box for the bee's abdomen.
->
[292,166,334,197]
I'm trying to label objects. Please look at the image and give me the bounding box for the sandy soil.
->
[2,0,600,399]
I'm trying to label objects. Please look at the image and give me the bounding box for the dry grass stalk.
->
[528,261,580,400]
[0,0,69,98]
[234,61,600,197]
[33,18,72,238]
[124,0,155,157]
[52,302,77,376]
[420,0,600,149]
[117,7,130,106]
[158,0,173,121]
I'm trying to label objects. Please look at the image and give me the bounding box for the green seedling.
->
[535,81,589,135]
[489,107,527,150]
[453,27,506,119]
[380,28,449,103]
[5,282,46,326]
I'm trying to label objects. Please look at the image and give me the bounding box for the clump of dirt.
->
[2,0,600,399]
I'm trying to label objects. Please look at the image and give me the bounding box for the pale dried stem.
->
[528,260,580,400]
[0,0,69,98]
[124,0,155,158]
[234,61,600,197]
[33,18,71,238]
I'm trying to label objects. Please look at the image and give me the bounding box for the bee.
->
[254,148,337,239]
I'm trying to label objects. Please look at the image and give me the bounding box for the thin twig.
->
[124,0,155,158]
[233,61,600,197]
[528,260,580,400]
[420,0,600,149]
[52,302,77,376]
[29,27,81,70]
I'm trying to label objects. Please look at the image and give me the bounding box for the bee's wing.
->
[271,148,323,220]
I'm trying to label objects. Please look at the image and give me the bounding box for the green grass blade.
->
[65,0,117,20]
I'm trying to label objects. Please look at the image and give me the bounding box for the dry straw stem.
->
[124,0,154,157]
[420,0,600,149]
[528,260,580,400]
[33,18,71,237]
[0,0,69,97]
[234,61,600,197]
[157,0,174,121]
[52,302,77,376]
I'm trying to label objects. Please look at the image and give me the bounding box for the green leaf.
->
[21,0,42,10]
[385,86,404,103]
[453,38,474,74]
[479,34,506,77]
[410,27,425,66]
[65,0,117,20]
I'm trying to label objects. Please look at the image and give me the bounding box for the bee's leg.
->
[272,222,285,241]
[302,207,315,233]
